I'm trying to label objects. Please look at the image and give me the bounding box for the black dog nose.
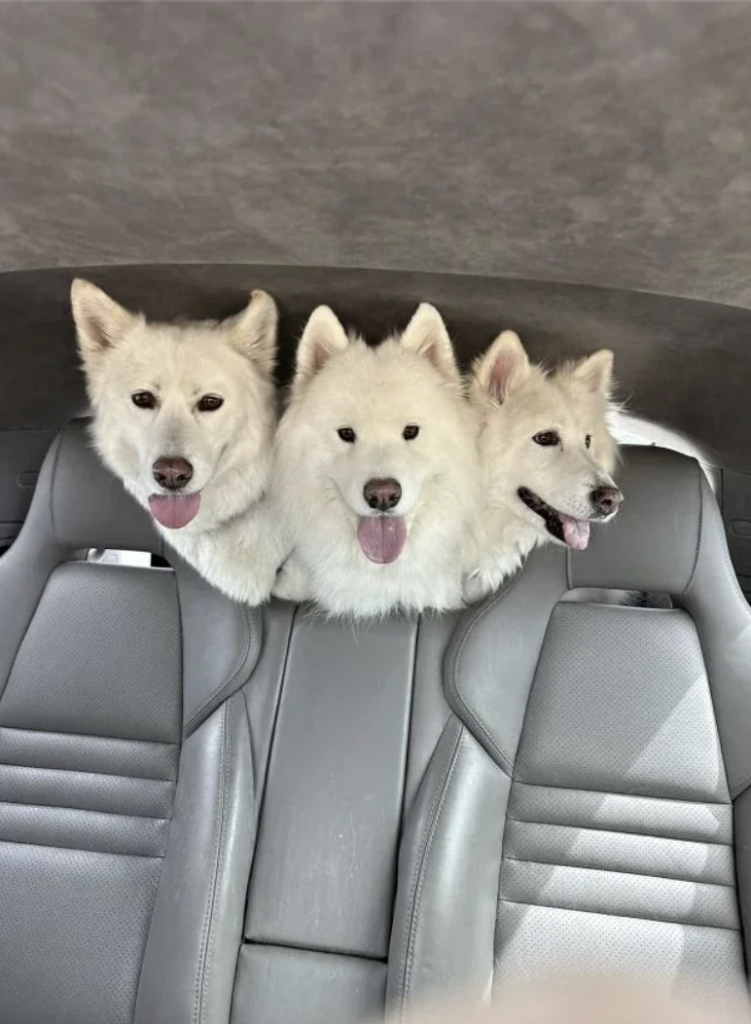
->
[152,456,194,491]
[363,477,402,512]
[591,485,623,516]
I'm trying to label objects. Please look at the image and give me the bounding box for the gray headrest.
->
[29,419,163,554]
[568,445,707,595]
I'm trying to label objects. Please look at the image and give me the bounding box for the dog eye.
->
[197,394,224,412]
[585,433,592,449]
[132,390,157,410]
[533,430,560,447]
[403,424,420,441]
[337,427,356,443]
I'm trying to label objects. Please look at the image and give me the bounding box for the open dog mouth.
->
[356,515,407,564]
[147,493,201,529]
[517,487,591,551]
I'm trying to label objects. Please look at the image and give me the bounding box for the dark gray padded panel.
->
[246,612,417,959]
[0,562,181,743]
[569,446,703,595]
[232,945,386,1024]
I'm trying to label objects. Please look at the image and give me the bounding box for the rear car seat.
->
[389,447,751,1016]
[0,420,273,1024]
[3,424,750,1023]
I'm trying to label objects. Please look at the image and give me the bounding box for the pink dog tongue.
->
[148,493,201,529]
[560,515,591,551]
[357,516,407,564]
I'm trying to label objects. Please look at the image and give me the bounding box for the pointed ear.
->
[228,290,278,377]
[400,303,459,381]
[294,306,350,384]
[71,279,137,360]
[473,330,531,402]
[572,349,614,397]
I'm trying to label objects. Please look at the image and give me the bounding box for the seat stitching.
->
[504,815,732,847]
[194,700,229,1024]
[501,854,736,888]
[513,777,732,806]
[399,723,463,1020]
[0,835,164,858]
[0,798,172,821]
[0,763,177,785]
[499,896,740,931]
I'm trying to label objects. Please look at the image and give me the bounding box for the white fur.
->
[72,279,286,604]
[271,304,482,618]
[464,330,623,602]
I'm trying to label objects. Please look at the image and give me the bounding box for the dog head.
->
[278,303,475,565]
[471,330,621,551]
[72,279,278,531]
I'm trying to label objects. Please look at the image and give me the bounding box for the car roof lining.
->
[0,2,749,305]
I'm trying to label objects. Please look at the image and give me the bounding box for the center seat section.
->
[230,608,461,1024]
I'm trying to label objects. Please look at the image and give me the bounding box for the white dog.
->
[464,329,623,602]
[271,304,481,617]
[72,279,285,604]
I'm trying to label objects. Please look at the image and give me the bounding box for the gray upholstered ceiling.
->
[1,1,750,305]
[2,1,751,476]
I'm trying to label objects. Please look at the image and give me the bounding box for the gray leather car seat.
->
[388,446,751,1017]
[3,427,748,1024]
[0,420,269,1024]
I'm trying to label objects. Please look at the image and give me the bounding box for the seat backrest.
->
[0,420,269,1024]
[387,447,751,1016]
[228,603,460,1024]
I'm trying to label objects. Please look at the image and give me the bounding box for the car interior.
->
[2,4,751,1024]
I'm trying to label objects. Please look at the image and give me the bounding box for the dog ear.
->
[71,279,137,360]
[229,290,279,377]
[572,349,614,397]
[400,304,460,381]
[295,306,350,383]
[473,330,530,402]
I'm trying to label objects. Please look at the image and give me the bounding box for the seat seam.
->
[194,700,230,1024]
[499,896,740,931]
[513,777,731,806]
[504,815,732,847]
[0,763,178,785]
[399,723,463,1020]
[0,798,172,821]
[0,835,164,858]
[501,854,736,888]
